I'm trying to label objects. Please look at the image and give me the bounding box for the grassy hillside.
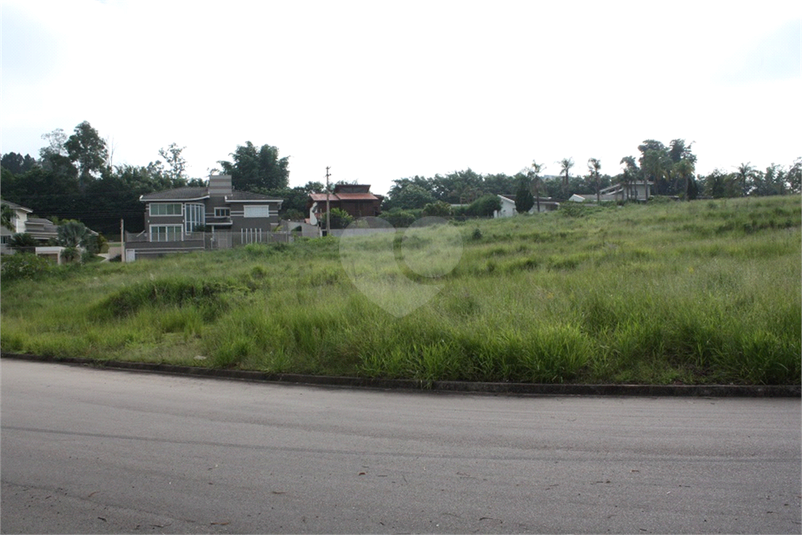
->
[2,196,800,385]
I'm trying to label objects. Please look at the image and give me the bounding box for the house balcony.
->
[205,216,232,227]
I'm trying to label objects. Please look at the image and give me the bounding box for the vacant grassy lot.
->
[2,196,800,385]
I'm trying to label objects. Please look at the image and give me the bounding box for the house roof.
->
[140,186,283,204]
[225,191,283,203]
[308,192,382,202]
[1,199,33,213]
[140,187,210,202]
[24,217,58,240]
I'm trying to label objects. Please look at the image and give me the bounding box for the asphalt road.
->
[1,359,800,534]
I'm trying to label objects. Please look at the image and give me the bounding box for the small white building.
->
[494,195,560,218]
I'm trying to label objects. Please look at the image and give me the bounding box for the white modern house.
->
[0,200,61,260]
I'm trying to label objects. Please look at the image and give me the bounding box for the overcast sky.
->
[2,0,800,195]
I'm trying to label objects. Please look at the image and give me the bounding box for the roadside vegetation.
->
[2,196,800,385]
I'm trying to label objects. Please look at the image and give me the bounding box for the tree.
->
[1,152,37,175]
[674,158,695,201]
[386,184,436,210]
[558,158,574,199]
[787,158,802,194]
[465,194,501,217]
[421,201,452,218]
[619,156,639,200]
[158,143,187,183]
[9,232,38,249]
[39,128,68,160]
[528,160,545,212]
[65,121,108,190]
[57,220,90,248]
[324,208,354,229]
[736,162,755,196]
[2,203,16,231]
[219,141,289,192]
[587,158,601,203]
[638,140,675,198]
[515,177,534,214]
[703,170,738,198]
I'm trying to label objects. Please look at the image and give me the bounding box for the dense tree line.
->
[383,138,801,213]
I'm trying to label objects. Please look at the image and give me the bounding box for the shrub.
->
[421,201,452,218]
[323,208,354,229]
[466,194,501,217]
[1,253,53,281]
[381,209,418,228]
[8,233,38,248]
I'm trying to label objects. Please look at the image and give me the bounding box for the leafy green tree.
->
[432,169,484,204]
[736,162,755,196]
[158,143,187,183]
[421,201,452,218]
[65,121,108,190]
[39,128,68,160]
[219,141,289,192]
[465,194,501,217]
[324,208,354,229]
[515,177,534,214]
[1,152,37,175]
[638,142,671,200]
[381,208,418,228]
[386,184,436,210]
[703,170,738,198]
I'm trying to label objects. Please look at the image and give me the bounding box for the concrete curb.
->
[2,352,800,397]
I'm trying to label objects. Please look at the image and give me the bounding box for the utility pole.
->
[120,218,125,262]
[325,166,331,237]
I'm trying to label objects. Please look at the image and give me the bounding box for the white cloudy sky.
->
[2,0,800,195]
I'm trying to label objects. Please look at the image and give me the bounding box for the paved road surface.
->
[2,359,800,534]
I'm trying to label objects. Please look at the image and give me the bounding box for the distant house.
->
[125,174,283,260]
[1,200,60,258]
[596,181,654,202]
[307,184,383,225]
[494,195,560,218]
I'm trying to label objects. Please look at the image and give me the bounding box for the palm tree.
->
[529,160,544,213]
[737,162,755,197]
[1,203,15,231]
[675,158,695,201]
[620,156,639,200]
[558,158,574,199]
[57,220,89,248]
[587,158,601,203]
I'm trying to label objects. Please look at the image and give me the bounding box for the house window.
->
[150,225,182,242]
[150,203,182,216]
[243,205,270,218]
[185,203,205,232]
[214,207,230,218]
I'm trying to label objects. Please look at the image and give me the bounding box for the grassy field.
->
[2,196,800,385]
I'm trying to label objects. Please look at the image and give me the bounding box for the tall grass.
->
[2,197,799,384]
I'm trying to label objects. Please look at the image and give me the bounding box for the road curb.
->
[2,352,800,397]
